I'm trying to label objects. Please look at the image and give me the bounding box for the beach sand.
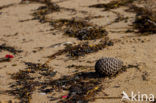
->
[0,0,156,103]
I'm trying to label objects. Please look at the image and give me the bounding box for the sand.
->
[0,0,156,103]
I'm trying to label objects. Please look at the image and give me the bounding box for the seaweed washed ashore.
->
[31,0,108,40]
[47,37,113,62]
[7,62,102,103]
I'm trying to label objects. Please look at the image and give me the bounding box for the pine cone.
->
[95,57,123,76]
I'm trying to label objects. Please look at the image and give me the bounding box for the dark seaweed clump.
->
[0,44,22,54]
[40,65,139,103]
[7,62,102,103]
[66,40,113,58]
[89,0,137,11]
[31,1,108,40]
[51,18,108,40]
[65,26,108,40]
[47,37,113,60]
[51,19,91,30]
[44,64,138,103]
[40,72,102,103]
[7,63,137,102]
[132,6,156,34]
[7,62,56,103]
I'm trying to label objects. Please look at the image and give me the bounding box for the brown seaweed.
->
[39,72,102,103]
[32,0,108,40]
[131,5,156,34]
[7,62,56,103]
[50,18,108,40]
[47,37,113,61]
[89,0,137,11]
[50,18,91,30]
[65,26,108,40]
[65,40,112,58]
[8,62,103,103]
[0,44,22,54]
[7,63,137,102]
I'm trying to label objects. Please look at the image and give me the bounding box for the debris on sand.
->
[31,0,108,40]
[8,61,102,103]
[48,42,74,48]
[7,62,56,103]
[65,39,112,58]
[39,72,102,103]
[47,37,113,60]
[89,0,137,11]
[50,18,94,30]
[7,60,139,103]
[129,5,156,34]
[32,0,60,23]
[51,18,107,40]
[5,54,14,58]
[65,26,108,40]
[0,54,14,63]
[0,44,22,54]
[39,17,108,40]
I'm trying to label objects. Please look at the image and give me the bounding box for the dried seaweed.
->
[130,5,156,34]
[31,0,108,40]
[50,18,91,30]
[32,0,60,23]
[65,40,112,58]
[89,0,137,11]
[61,81,101,103]
[8,61,103,103]
[47,37,113,61]
[39,72,102,103]
[7,63,136,102]
[65,26,108,40]
[50,18,108,40]
[0,44,22,54]
[7,62,56,103]
[32,0,108,40]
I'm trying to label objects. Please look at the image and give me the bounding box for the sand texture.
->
[0,0,156,103]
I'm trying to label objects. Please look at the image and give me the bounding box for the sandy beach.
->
[0,0,156,103]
